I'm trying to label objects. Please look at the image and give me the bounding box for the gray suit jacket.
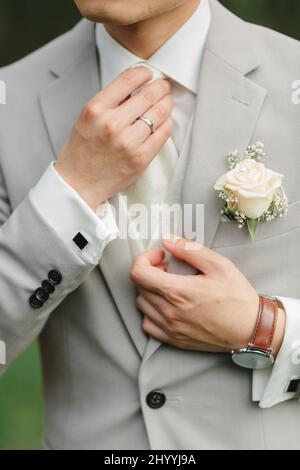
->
[0,0,300,449]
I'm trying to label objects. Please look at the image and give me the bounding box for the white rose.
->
[214,159,283,219]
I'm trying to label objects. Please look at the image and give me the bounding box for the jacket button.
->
[29,294,43,309]
[41,280,55,294]
[48,269,62,286]
[146,391,166,409]
[35,287,49,302]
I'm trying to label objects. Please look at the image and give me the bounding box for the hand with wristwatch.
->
[231,295,285,370]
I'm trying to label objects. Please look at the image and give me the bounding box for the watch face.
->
[232,349,274,370]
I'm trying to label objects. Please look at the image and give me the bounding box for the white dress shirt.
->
[29,0,300,408]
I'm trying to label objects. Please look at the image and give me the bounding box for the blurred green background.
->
[0,0,299,451]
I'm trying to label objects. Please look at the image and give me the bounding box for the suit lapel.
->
[99,195,148,358]
[181,49,267,248]
[143,0,268,362]
[39,21,101,157]
[182,0,268,249]
[39,20,147,358]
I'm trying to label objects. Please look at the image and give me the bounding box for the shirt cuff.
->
[29,162,119,264]
[252,296,300,408]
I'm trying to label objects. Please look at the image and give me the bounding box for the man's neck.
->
[104,0,201,59]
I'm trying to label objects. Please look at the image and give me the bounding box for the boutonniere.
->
[214,142,288,240]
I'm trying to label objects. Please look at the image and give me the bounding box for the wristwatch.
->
[231,295,281,370]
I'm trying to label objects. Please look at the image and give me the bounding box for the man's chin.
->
[75,3,143,26]
[78,11,141,26]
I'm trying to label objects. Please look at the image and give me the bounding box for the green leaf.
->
[246,218,259,241]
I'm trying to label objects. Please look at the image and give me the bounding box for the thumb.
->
[162,236,218,274]
[133,248,165,269]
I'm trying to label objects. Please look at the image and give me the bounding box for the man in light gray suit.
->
[0,0,300,450]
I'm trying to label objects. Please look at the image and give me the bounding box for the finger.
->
[136,295,170,331]
[116,79,171,129]
[157,263,168,272]
[132,248,165,269]
[120,94,173,147]
[131,260,187,295]
[142,317,172,344]
[138,288,171,319]
[131,247,192,295]
[138,117,174,167]
[91,66,153,109]
[162,236,222,274]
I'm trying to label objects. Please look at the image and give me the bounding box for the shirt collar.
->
[96,0,211,94]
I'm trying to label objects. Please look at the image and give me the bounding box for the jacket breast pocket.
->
[212,201,300,298]
[212,200,300,248]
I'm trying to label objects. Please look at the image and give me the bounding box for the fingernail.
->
[185,241,204,251]
[163,234,181,245]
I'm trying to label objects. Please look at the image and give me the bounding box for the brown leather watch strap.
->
[249,296,278,353]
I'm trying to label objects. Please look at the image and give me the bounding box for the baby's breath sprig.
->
[244,141,266,162]
[227,142,266,170]
[218,188,238,207]
[260,190,288,222]
[227,150,241,170]
[219,189,247,229]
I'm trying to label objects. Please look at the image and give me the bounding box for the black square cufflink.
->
[285,377,300,393]
[73,232,88,250]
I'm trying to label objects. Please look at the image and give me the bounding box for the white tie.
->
[122,63,179,259]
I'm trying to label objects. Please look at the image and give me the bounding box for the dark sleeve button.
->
[41,280,55,294]
[29,294,44,309]
[35,287,49,302]
[146,391,166,409]
[48,269,62,286]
